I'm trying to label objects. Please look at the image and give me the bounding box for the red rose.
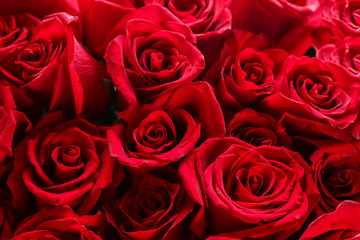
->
[107,82,225,171]
[205,30,288,116]
[0,13,40,62]
[8,111,119,216]
[0,83,31,177]
[226,108,292,148]
[179,137,319,239]
[0,13,110,119]
[258,56,360,141]
[322,0,360,38]
[300,200,360,239]
[104,168,194,240]
[311,141,360,215]
[318,36,360,77]
[11,205,104,239]
[104,5,205,117]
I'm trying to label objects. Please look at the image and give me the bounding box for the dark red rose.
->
[318,36,360,77]
[204,30,288,116]
[226,108,292,148]
[0,13,110,119]
[11,205,104,239]
[0,186,16,240]
[179,137,319,239]
[104,5,205,117]
[311,141,360,216]
[300,200,360,239]
[257,56,360,141]
[107,82,225,171]
[104,168,194,240]
[0,83,31,177]
[8,111,119,216]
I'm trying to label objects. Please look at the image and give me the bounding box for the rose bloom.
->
[226,108,292,148]
[104,168,194,240]
[104,5,205,117]
[300,200,360,239]
[258,56,360,141]
[311,141,360,215]
[0,13,110,119]
[0,83,31,177]
[107,82,225,171]
[10,205,104,239]
[179,137,319,239]
[318,36,360,77]
[204,30,288,117]
[7,111,119,216]
[322,0,360,38]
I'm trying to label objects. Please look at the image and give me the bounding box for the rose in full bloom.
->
[318,36,360,77]
[11,205,104,239]
[300,200,360,239]
[179,137,319,239]
[8,111,119,216]
[258,56,360,141]
[0,13,110,119]
[204,30,288,116]
[107,82,225,171]
[226,108,292,148]
[311,141,360,215]
[0,83,31,177]
[104,5,205,117]
[104,168,194,240]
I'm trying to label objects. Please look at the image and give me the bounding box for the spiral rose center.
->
[243,62,264,84]
[59,145,81,167]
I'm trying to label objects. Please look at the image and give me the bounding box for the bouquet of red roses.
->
[1,0,360,239]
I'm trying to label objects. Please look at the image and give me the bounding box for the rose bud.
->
[7,111,119,216]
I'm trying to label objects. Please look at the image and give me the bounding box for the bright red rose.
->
[104,5,205,117]
[0,13,110,119]
[0,83,31,177]
[104,168,194,240]
[318,36,360,77]
[311,141,360,216]
[204,30,288,116]
[226,108,292,148]
[258,56,360,141]
[107,82,225,171]
[300,200,360,239]
[179,137,319,239]
[11,205,104,240]
[8,112,119,216]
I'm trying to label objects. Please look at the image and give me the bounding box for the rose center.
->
[59,145,82,167]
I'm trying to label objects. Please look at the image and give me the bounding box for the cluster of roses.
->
[2,0,360,239]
